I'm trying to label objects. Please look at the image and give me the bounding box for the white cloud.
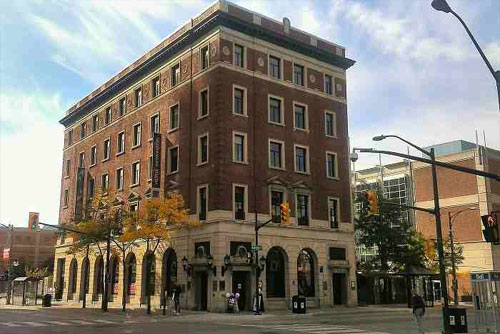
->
[0,93,64,227]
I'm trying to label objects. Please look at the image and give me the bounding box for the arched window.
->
[162,249,177,299]
[125,254,137,296]
[93,256,104,297]
[79,258,90,300]
[110,256,119,296]
[297,249,315,297]
[68,259,78,299]
[266,247,286,298]
[142,253,156,298]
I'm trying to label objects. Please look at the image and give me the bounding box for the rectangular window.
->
[169,104,179,130]
[152,76,160,98]
[201,45,209,70]
[105,107,112,125]
[293,64,304,86]
[233,132,247,163]
[234,44,244,68]
[92,115,99,132]
[271,190,284,221]
[64,189,69,207]
[198,133,208,165]
[101,174,109,194]
[116,168,124,190]
[135,87,142,107]
[79,152,85,168]
[297,194,309,226]
[325,111,336,137]
[168,146,179,174]
[68,130,73,145]
[103,139,110,160]
[269,56,281,79]
[119,97,126,116]
[325,74,333,95]
[117,131,125,154]
[326,152,338,179]
[133,123,141,147]
[171,63,180,86]
[80,122,87,139]
[269,140,284,169]
[90,146,97,166]
[294,104,307,130]
[65,159,71,177]
[88,178,95,198]
[295,145,309,173]
[199,89,209,118]
[328,198,339,229]
[269,97,283,124]
[233,185,246,220]
[131,162,140,186]
[330,247,346,260]
[148,155,153,180]
[150,114,159,137]
[233,86,246,116]
[198,185,208,221]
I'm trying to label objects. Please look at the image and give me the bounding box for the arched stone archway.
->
[297,248,317,297]
[141,252,156,304]
[266,247,287,298]
[124,253,137,303]
[93,256,104,301]
[108,255,119,301]
[161,248,177,305]
[79,257,90,301]
[67,258,78,300]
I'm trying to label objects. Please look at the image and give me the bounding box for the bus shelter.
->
[471,271,500,333]
[12,277,45,306]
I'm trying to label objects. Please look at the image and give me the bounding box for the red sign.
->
[3,248,10,261]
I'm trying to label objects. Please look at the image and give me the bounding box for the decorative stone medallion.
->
[183,64,188,74]
[309,74,316,83]
[336,83,343,91]
[222,46,230,56]
[210,46,217,57]
[257,57,265,67]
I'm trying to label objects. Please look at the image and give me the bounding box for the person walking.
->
[411,291,426,334]
[172,283,181,316]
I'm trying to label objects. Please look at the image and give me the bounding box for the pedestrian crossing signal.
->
[482,214,499,243]
[365,190,378,215]
[280,202,290,224]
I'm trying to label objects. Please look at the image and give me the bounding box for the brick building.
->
[413,140,500,302]
[54,1,357,311]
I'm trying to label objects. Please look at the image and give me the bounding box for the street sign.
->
[251,245,262,251]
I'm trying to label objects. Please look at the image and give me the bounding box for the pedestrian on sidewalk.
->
[171,281,181,316]
[411,291,426,334]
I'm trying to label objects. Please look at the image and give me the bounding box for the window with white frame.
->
[171,63,180,86]
[101,173,109,194]
[88,178,95,199]
[79,152,85,168]
[117,131,125,154]
[325,111,336,137]
[269,96,283,125]
[65,159,71,177]
[269,56,280,79]
[233,132,247,163]
[198,133,208,165]
[201,45,209,70]
[293,64,304,86]
[150,114,159,137]
[325,74,333,95]
[133,123,141,147]
[105,107,112,125]
[103,138,110,160]
[168,146,179,174]
[233,184,247,220]
[233,86,246,116]
[270,189,284,221]
[119,97,126,116]
[199,88,209,118]
[90,146,97,166]
[169,104,179,131]
[135,87,142,107]
[64,189,69,207]
[131,161,140,186]
[116,168,124,190]
[198,185,208,221]
[326,152,338,179]
[328,197,340,229]
[294,103,308,130]
[152,76,160,98]
[68,130,73,145]
[92,115,99,132]
[269,140,284,169]
[295,145,309,173]
[296,194,309,226]
[234,44,244,68]
[80,122,87,139]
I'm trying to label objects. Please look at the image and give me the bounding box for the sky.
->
[0,0,499,227]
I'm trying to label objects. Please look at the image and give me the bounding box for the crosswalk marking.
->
[22,322,48,327]
[0,323,23,327]
[94,319,116,324]
[234,323,389,334]
[45,321,72,326]
[70,320,95,325]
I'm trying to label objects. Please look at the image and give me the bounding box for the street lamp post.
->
[448,207,477,306]
[372,134,450,333]
[431,0,500,115]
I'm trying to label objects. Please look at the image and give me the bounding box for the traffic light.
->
[365,190,378,215]
[482,214,499,243]
[280,202,290,224]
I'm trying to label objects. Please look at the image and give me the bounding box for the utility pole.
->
[448,212,458,306]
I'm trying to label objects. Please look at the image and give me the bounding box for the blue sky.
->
[1,0,499,227]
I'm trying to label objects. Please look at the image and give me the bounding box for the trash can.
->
[292,295,306,314]
[446,308,467,333]
[42,294,52,307]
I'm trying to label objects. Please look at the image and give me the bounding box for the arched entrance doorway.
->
[93,256,104,301]
[67,259,78,300]
[124,253,137,303]
[109,256,119,301]
[161,249,177,305]
[266,247,287,298]
[141,253,156,304]
[79,257,90,301]
[297,249,316,297]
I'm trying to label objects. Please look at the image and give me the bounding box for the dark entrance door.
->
[199,272,208,311]
[55,258,65,300]
[332,273,346,305]
[232,271,250,311]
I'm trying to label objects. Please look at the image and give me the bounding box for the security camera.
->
[350,152,358,163]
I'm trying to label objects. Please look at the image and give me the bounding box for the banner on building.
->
[152,133,161,195]
[3,248,10,261]
[75,167,85,221]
